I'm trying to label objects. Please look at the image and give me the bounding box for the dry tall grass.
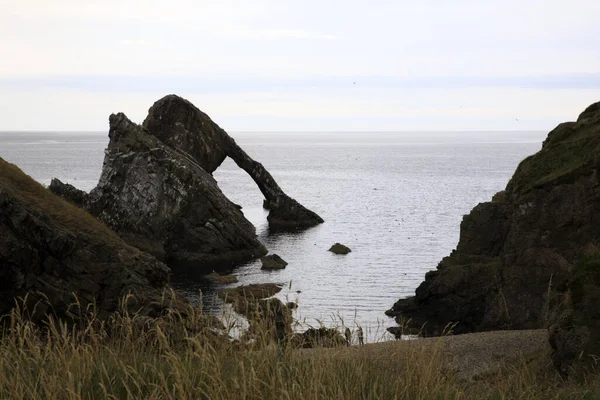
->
[2,294,600,400]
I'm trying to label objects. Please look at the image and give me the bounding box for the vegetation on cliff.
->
[507,103,600,194]
[387,101,600,376]
[0,157,117,243]
[0,157,174,322]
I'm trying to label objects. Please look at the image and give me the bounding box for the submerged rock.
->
[329,243,351,255]
[206,272,238,285]
[52,111,266,267]
[386,101,600,374]
[0,157,174,323]
[142,94,324,231]
[260,254,288,270]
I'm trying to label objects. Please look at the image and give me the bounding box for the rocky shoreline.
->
[0,157,176,323]
[387,101,600,375]
[3,95,600,377]
[1,94,323,330]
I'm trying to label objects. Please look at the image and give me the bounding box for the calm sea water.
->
[0,131,547,341]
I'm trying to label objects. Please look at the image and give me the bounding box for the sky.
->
[1,0,599,132]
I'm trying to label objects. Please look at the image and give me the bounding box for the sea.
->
[0,130,547,341]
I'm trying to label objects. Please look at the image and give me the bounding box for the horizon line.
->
[0,129,548,134]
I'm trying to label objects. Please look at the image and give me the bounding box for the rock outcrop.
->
[329,243,351,255]
[52,111,267,267]
[260,254,288,270]
[141,95,323,231]
[386,101,600,373]
[0,157,173,323]
[52,94,323,266]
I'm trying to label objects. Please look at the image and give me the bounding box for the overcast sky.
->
[1,0,599,131]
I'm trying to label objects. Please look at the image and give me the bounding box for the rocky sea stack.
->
[386,101,600,374]
[142,95,324,232]
[0,158,173,322]
[51,95,323,267]
[53,110,267,267]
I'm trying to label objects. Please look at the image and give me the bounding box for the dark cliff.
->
[52,94,323,267]
[52,111,267,267]
[386,101,600,373]
[142,95,324,231]
[0,157,172,322]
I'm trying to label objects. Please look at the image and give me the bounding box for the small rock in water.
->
[261,254,288,270]
[328,243,351,255]
[287,302,298,309]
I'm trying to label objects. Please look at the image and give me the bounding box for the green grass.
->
[506,121,600,194]
[0,157,124,246]
[491,191,506,203]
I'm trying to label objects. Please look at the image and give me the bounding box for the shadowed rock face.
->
[142,95,324,231]
[52,111,267,268]
[0,157,172,323]
[386,101,600,374]
[260,254,288,270]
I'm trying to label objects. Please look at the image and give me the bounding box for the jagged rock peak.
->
[577,101,600,123]
[143,95,229,173]
[109,112,137,133]
[52,108,267,268]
